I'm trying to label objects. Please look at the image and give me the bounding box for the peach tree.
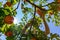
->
[0,0,60,40]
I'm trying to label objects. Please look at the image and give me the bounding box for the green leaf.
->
[13,11,17,16]
[3,10,9,15]
[0,2,2,7]
[0,9,5,16]
[11,0,18,5]
[6,36,15,40]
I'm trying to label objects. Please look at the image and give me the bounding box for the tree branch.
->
[33,6,36,19]
[21,0,51,35]
[21,19,33,34]
[21,6,37,33]
[12,0,20,12]
[42,2,55,7]
[26,0,50,35]
[43,18,50,35]
[27,0,47,11]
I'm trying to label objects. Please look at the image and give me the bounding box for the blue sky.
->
[0,0,60,40]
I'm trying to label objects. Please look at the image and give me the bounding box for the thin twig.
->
[42,2,55,7]
[33,6,36,19]
[12,0,20,12]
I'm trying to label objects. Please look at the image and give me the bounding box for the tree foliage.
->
[0,0,60,40]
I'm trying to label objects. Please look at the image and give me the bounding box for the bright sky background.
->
[0,0,60,40]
